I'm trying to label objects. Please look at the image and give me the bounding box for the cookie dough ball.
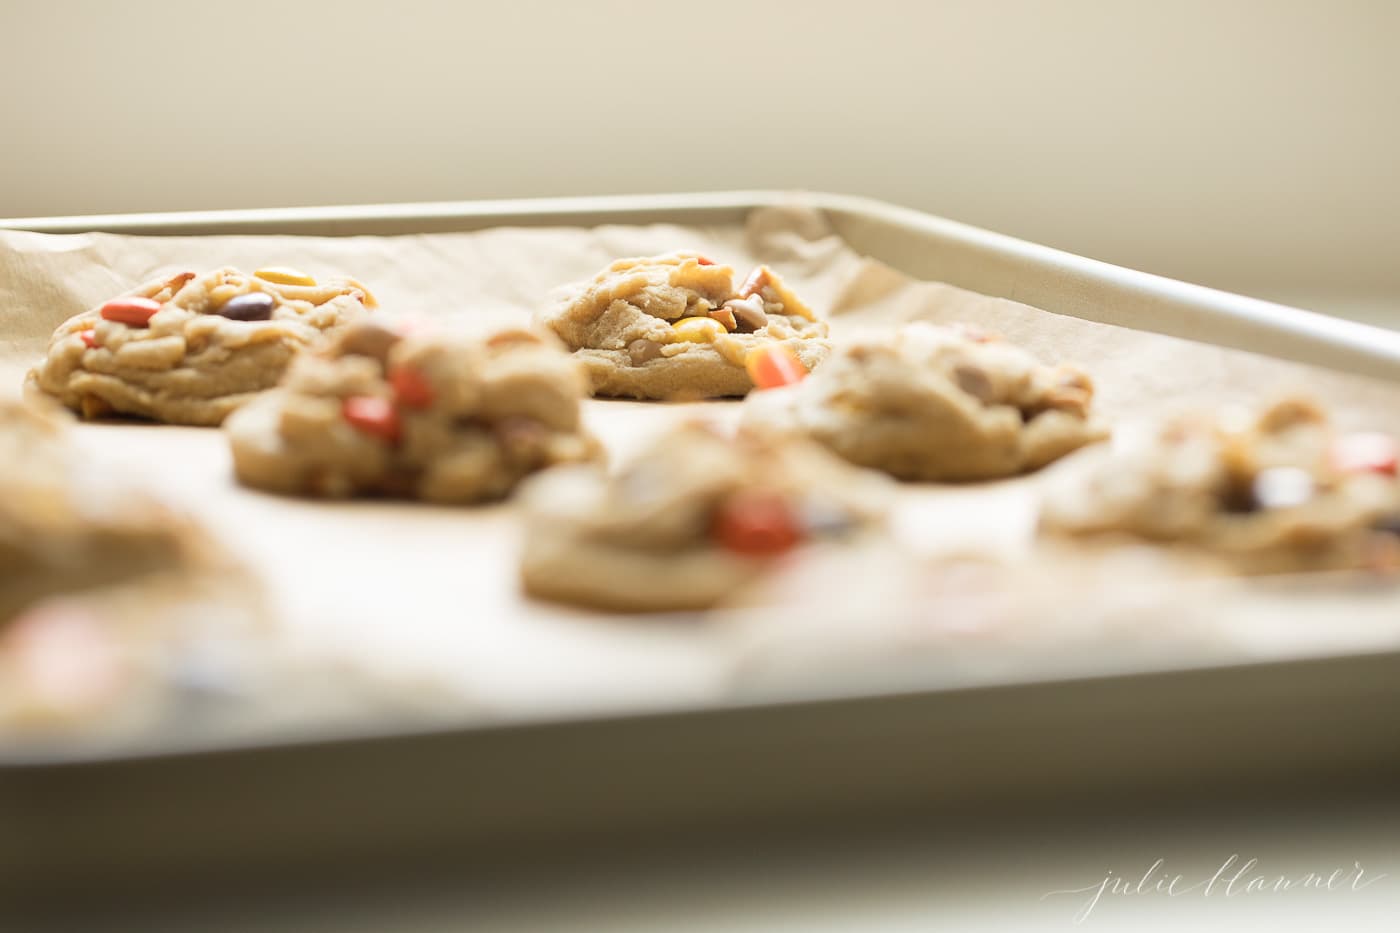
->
[1039,398,1400,573]
[28,266,377,426]
[0,398,258,733]
[539,251,830,400]
[519,422,891,612]
[227,318,601,503]
[0,398,219,620]
[743,322,1107,481]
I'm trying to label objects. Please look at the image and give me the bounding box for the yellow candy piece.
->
[254,266,317,287]
[671,317,726,344]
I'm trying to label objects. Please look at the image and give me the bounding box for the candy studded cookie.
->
[1039,398,1400,574]
[226,318,601,503]
[0,399,217,620]
[540,251,831,400]
[0,399,258,732]
[28,266,376,426]
[519,422,890,612]
[743,322,1107,481]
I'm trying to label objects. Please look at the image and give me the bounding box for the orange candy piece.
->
[712,489,804,556]
[80,330,98,348]
[342,396,401,444]
[745,344,808,390]
[99,296,161,328]
[738,266,771,299]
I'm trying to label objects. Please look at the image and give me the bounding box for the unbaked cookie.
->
[0,398,223,620]
[0,398,258,732]
[743,322,1107,481]
[227,318,601,502]
[1039,398,1400,574]
[519,422,891,612]
[540,251,830,399]
[28,266,376,426]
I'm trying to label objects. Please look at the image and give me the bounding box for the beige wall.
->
[3,0,1397,305]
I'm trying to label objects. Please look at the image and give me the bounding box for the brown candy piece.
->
[216,292,277,322]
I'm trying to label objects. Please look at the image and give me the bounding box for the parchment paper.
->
[3,205,1399,728]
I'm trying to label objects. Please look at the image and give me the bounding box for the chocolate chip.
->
[628,338,664,365]
[216,292,277,321]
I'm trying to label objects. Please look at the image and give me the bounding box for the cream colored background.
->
[2,0,1397,318]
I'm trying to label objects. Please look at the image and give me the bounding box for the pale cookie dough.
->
[0,398,220,620]
[519,422,891,612]
[227,318,601,503]
[1039,398,1400,574]
[540,251,830,399]
[743,322,1108,481]
[0,398,260,734]
[28,266,376,426]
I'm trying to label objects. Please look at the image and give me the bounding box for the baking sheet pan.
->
[3,191,1400,892]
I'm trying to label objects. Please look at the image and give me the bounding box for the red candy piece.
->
[99,296,162,328]
[342,396,401,444]
[712,489,804,556]
[80,330,98,348]
[746,344,808,390]
[389,367,435,409]
[1331,432,1398,477]
[696,255,716,266]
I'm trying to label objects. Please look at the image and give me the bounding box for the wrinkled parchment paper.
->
[3,205,1399,731]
